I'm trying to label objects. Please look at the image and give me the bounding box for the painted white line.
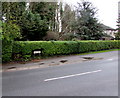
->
[107,59,113,61]
[44,70,102,82]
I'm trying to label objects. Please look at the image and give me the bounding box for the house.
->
[101,24,117,40]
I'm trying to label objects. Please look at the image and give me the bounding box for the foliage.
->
[2,21,21,41]
[19,11,48,41]
[2,2,26,24]
[2,2,51,41]
[2,40,13,62]
[2,21,21,62]
[12,40,120,61]
[60,33,76,41]
[59,4,76,40]
[0,20,2,40]
[43,31,59,41]
[74,1,104,40]
[115,31,120,40]
[116,14,120,40]
[30,2,56,19]
[2,2,24,62]
[61,4,75,33]
[30,2,57,31]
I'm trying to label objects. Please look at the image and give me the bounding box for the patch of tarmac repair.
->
[49,63,59,66]
[93,58,103,60]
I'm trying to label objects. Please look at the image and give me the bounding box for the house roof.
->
[101,24,115,30]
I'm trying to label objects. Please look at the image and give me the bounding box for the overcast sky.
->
[63,0,119,29]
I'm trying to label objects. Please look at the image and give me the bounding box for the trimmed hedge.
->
[2,40,13,62]
[11,40,120,61]
[12,41,79,57]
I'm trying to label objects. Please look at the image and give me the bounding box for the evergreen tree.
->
[115,14,120,40]
[20,11,48,41]
[2,2,26,24]
[74,1,103,40]
[29,2,57,31]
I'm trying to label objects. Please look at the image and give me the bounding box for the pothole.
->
[60,60,68,63]
[81,56,103,61]
[39,62,45,65]
[81,57,94,60]
[7,66,16,69]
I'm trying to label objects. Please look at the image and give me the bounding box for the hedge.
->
[10,40,119,61]
[2,40,13,62]
[2,40,120,62]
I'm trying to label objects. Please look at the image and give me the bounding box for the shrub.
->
[60,33,76,41]
[43,31,59,41]
[12,40,120,61]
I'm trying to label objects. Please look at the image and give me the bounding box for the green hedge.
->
[12,41,79,57]
[2,40,13,62]
[11,40,120,61]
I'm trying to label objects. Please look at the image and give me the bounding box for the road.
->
[2,51,118,96]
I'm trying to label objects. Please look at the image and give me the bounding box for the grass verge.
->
[78,49,120,55]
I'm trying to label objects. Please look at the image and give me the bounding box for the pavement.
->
[2,51,118,96]
[2,51,117,72]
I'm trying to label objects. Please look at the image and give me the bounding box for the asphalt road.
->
[2,51,118,96]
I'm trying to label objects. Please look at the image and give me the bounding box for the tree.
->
[2,2,49,41]
[115,32,120,40]
[2,2,24,62]
[2,2,22,42]
[2,2,25,40]
[74,1,104,40]
[2,21,21,41]
[56,3,76,40]
[0,20,2,40]
[19,11,48,41]
[2,2,26,24]
[115,13,120,40]
[61,4,76,34]
[2,21,21,62]
[29,2,58,31]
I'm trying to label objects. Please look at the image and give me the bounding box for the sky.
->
[63,0,119,29]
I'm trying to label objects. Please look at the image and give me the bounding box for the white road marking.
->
[44,70,102,82]
[107,59,113,61]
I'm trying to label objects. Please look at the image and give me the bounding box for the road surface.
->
[2,51,118,96]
